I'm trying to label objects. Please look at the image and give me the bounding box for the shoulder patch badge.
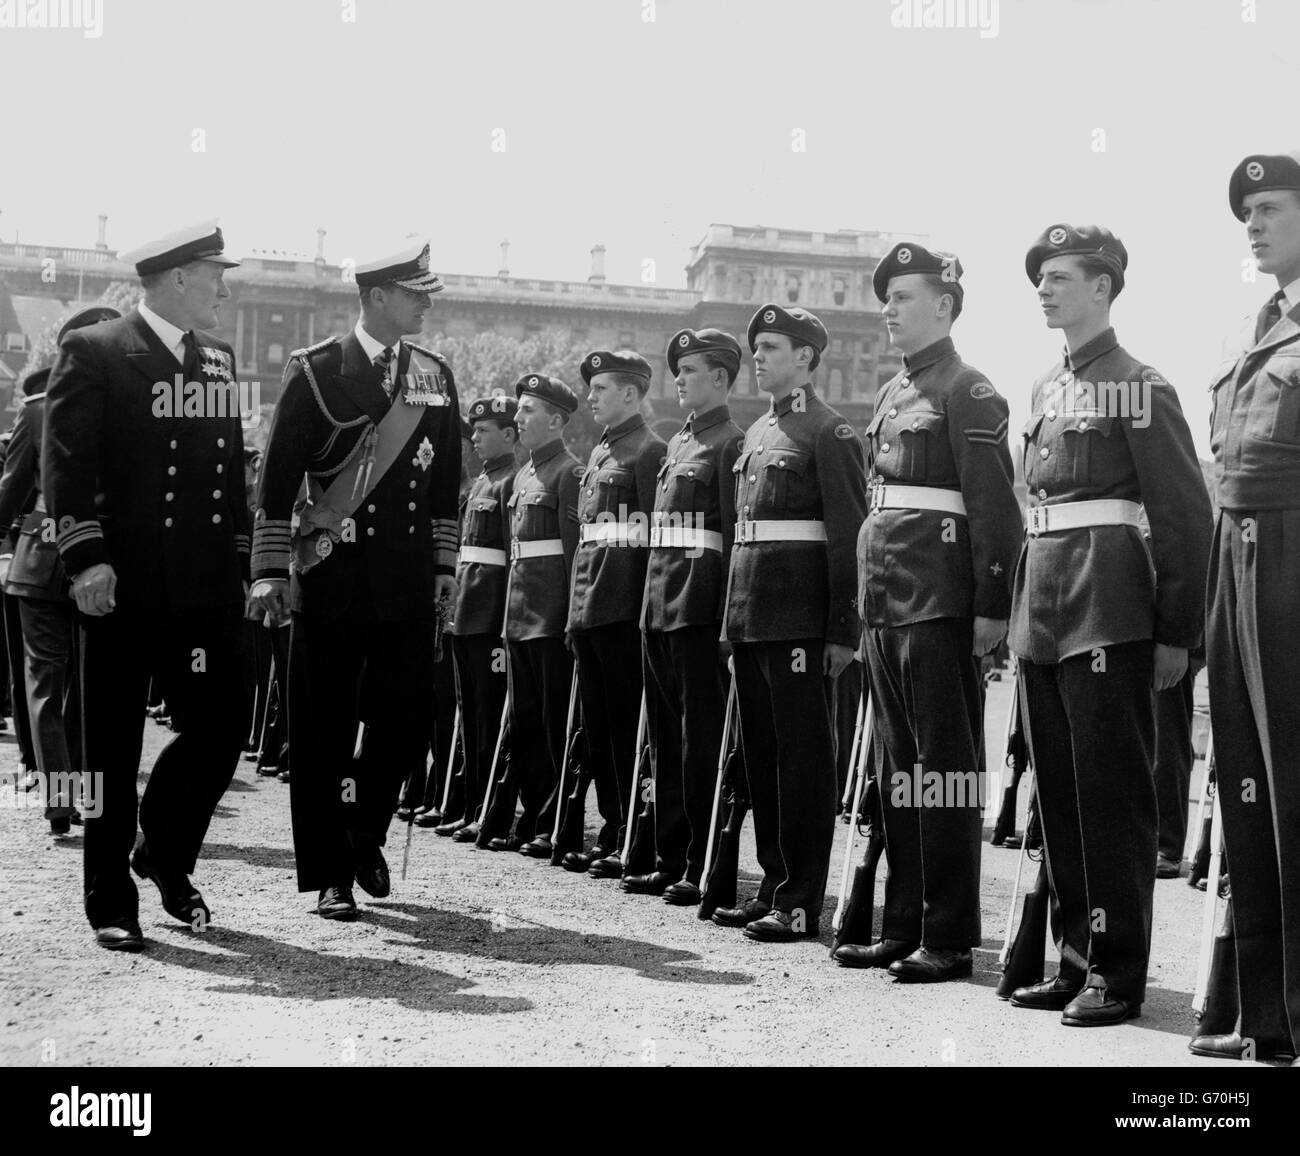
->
[572,465,585,479]
[834,423,855,440]
[970,381,996,400]
[1140,367,1166,385]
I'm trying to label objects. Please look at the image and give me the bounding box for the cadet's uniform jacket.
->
[505,438,582,642]
[452,451,517,637]
[641,405,743,631]
[1209,297,1300,509]
[1009,327,1212,663]
[567,414,666,633]
[252,333,461,623]
[859,337,1022,627]
[43,309,249,611]
[724,385,866,647]
[0,395,64,602]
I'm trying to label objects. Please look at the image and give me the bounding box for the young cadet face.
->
[674,352,727,413]
[1036,255,1109,333]
[175,260,231,329]
[1243,190,1300,286]
[752,332,807,396]
[515,394,562,451]
[586,372,641,427]
[471,418,514,462]
[881,273,951,355]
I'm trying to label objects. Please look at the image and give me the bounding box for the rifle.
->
[831,695,873,933]
[994,796,1049,997]
[550,724,593,865]
[433,706,464,821]
[830,777,885,952]
[991,673,1028,847]
[1186,735,1217,889]
[1193,729,1226,1016]
[698,680,747,920]
[839,691,866,818]
[474,700,515,847]
[400,605,449,877]
[616,695,651,873]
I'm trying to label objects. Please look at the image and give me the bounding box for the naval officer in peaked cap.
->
[43,220,249,951]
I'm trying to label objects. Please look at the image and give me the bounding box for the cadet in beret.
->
[714,303,867,941]
[560,350,667,876]
[623,329,744,903]
[42,222,248,950]
[1009,224,1211,1025]
[834,244,1022,980]
[250,241,461,922]
[480,374,583,853]
[433,396,520,840]
[1192,153,1300,1064]
[0,305,121,836]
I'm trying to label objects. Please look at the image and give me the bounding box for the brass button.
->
[167,466,176,476]
[1077,419,1088,431]
[216,464,224,474]
[211,514,222,524]
[367,527,375,537]
[888,408,897,418]
[217,438,226,448]
[1040,447,1049,459]
[368,504,377,514]
[1038,489,1047,500]
[164,517,173,528]
[169,439,177,450]
[408,526,415,535]
[881,443,891,454]
[911,420,920,430]
[410,480,417,489]
[1047,410,1057,420]
[748,475,756,483]
[408,502,416,511]
[165,492,174,502]
[213,489,222,500]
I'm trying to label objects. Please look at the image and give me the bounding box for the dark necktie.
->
[1255,291,1285,343]
[375,346,395,401]
[181,330,200,380]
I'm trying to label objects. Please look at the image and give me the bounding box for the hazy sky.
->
[2,0,1297,455]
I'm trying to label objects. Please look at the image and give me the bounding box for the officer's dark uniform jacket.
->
[252,333,461,622]
[724,385,866,647]
[641,405,742,630]
[505,438,582,641]
[1209,299,1300,509]
[567,413,666,633]
[452,451,516,637]
[859,337,1022,626]
[43,310,249,610]
[0,391,64,602]
[1008,327,1212,663]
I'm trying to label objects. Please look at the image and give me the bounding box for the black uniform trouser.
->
[1207,509,1300,1051]
[4,590,37,772]
[643,625,725,884]
[17,597,81,818]
[865,618,983,949]
[1019,641,1156,1003]
[506,636,571,841]
[257,622,291,772]
[1154,667,1196,862]
[80,605,246,929]
[571,622,643,849]
[287,613,433,892]
[733,639,837,922]
[452,633,507,823]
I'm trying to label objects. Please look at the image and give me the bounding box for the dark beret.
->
[1229,152,1300,220]
[1025,224,1128,295]
[58,304,120,344]
[21,366,51,398]
[580,349,652,386]
[746,303,828,355]
[466,395,518,426]
[514,372,578,414]
[872,242,964,305]
[666,327,742,377]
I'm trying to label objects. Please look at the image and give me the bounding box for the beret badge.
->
[1246,161,1264,181]
[897,247,912,264]
[1048,227,1068,245]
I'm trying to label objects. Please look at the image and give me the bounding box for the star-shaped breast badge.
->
[414,437,434,471]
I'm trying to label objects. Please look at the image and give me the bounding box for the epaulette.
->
[291,336,339,360]
[405,342,451,370]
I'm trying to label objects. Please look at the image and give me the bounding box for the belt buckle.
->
[510,540,522,562]
[736,521,751,545]
[1027,505,1047,537]
[869,484,885,512]
[649,526,661,548]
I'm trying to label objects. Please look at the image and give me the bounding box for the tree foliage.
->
[19,281,141,380]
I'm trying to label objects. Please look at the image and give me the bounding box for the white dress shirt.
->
[138,301,188,364]
[353,320,397,390]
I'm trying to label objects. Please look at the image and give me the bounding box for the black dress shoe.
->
[711,899,771,928]
[242,749,259,763]
[663,879,702,906]
[94,921,145,951]
[1061,987,1140,1026]
[588,852,624,879]
[520,835,553,858]
[256,763,281,777]
[1009,976,1080,1010]
[451,821,481,843]
[832,938,918,968]
[562,846,610,873]
[131,843,210,927]
[68,809,82,826]
[487,835,523,852]
[889,947,973,983]
[621,871,677,896]
[415,810,446,829]
[396,806,415,822]
[349,839,391,898]
[743,910,818,942]
[317,885,358,920]
[1187,1031,1296,1062]
[276,769,290,783]
[1156,853,1182,879]
[50,815,72,836]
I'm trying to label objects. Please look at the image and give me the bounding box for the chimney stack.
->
[498,240,510,278]
[589,243,606,284]
[316,227,327,263]
[96,213,108,250]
